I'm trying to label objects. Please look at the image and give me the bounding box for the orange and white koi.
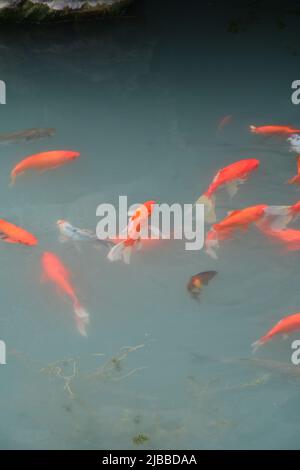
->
[0,219,37,246]
[250,125,300,136]
[196,159,260,223]
[10,150,80,185]
[252,313,300,352]
[205,204,267,258]
[107,200,156,264]
[41,252,90,336]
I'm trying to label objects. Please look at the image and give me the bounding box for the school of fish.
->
[3,121,300,352]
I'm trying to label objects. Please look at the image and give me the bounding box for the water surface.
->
[1,0,300,450]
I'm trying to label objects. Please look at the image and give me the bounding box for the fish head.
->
[67,151,81,161]
[249,125,257,133]
[187,277,202,296]
[193,278,202,289]
[143,200,156,215]
[56,219,69,233]
[24,234,38,246]
[57,219,66,226]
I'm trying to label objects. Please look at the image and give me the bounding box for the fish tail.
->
[205,231,219,259]
[251,336,267,354]
[9,172,16,188]
[74,301,90,337]
[259,206,292,231]
[195,194,216,224]
[107,240,133,264]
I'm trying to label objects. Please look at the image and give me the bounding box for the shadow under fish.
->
[187,270,218,299]
[0,128,55,144]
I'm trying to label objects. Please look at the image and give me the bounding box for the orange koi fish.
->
[41,252,90,336]
[10,150,80,185]
[196,159,260,223]
[250,125,300,136]
[0,219,37,246]
[252,313,300,352]
[287,155,300,185]
[205,204,267,258]
[107,200,156,264]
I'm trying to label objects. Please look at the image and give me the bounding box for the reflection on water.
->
[1,0,300,450]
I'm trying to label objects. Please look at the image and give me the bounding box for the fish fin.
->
[212,170,221,183]
[74,302,90,337]
[225,181,239,198]
[107,240,126,262]
[237,178,246,185]
[9,177,16,188]
[283,334,289,340]
[0,234,19,244]
[251,338,264,354]
[263,205,290,216]
[122,246,133,264]
[227,209,241,217]
[136,239,143,251]
[205,238,219,259]
[266,215,292,231]
[261,206,292,231]
[195,194,216,224]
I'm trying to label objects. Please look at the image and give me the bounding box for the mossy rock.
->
[0,0,134,24]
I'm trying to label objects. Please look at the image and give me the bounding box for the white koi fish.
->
[57,220,113,247]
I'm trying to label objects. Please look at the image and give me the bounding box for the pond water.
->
[1,0,300,450]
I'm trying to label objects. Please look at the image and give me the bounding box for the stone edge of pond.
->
[0,0,135,24]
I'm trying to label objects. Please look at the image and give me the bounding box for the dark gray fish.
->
[0,128,55,143]
[187,270,218,297]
